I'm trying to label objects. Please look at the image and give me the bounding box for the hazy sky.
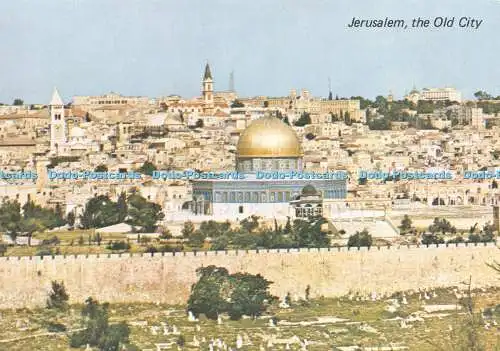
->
[0,0,499,103]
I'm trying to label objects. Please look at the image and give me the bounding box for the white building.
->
[406,87,462,103]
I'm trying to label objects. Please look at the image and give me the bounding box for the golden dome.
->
[237,116,302,158]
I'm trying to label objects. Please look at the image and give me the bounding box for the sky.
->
[0,0,499,104]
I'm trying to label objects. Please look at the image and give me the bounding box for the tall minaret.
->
[49,87,66,154]
[202,63,214,114]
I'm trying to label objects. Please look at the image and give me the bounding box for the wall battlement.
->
[0,241,496,263]
[0,243,498,309]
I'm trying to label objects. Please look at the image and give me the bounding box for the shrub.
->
[47,281,69,310]
[159,229,173,240]
[69,330,87,348]
[98,322,130,351]
[347,229,373,247]
[176,335,186,347]
[106,241,131,251]
[422,234,444,245]
[69,297,132,350]
[145,246,157,254]
[46,321,67,332]
[41,236,60,245]
[447,236,464,244]
[0,243,7,256]
[36,248,53,256]
[158,244,182,253]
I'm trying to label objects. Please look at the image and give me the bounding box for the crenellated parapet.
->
[0,242,497,309]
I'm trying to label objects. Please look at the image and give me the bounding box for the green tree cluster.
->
[367,117,391,130]
[231,99,245,108]
[350,96,373,110]
[474,90,495,100]
[0,199,22,238]
[0,200,67,244]
[293,112,312,127]
[182,216,330,250]
[138,161,157,176]
[421,233,445,245]
[477,101,500,115]
[106,240,130,251]
[80,195,120,229]
[347,229,373,247]
[80,192,164,232]
[94,164,108,172]
[47,156,80,169]
[70,297,134,351]
[127,193,164,232]
[468,223,495,243]
[399,214,413,234]
[22,201,66,229]
[428,217,456,235]
[47,281,69,310]
[187,266,275,320]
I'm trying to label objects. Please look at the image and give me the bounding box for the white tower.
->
[50,88,66,154]
[202,63,214,114]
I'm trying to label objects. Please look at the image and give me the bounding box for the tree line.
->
[181,215,331,250]
[0,191,164,244]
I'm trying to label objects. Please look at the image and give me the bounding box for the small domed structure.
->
[301,184,319,196]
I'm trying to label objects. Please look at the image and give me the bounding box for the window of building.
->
[239,205,244,214]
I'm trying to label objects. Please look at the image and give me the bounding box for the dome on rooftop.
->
[301,184,319,196]
[236,114,302,158]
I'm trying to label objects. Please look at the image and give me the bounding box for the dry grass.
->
[0,288,497,350]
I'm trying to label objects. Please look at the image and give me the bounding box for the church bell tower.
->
[202,63,214,115]
[50,87,66,154]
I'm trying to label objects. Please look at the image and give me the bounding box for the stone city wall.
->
[0,243,498,309]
